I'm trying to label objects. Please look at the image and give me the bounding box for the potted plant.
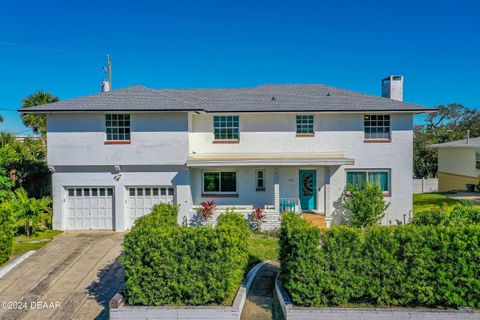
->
[466,183,475,192]
[199,200,216,226]
[250,208,266,231]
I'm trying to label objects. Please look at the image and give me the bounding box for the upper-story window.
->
[214,116,239,141]
[296,115,314,136]
[476,152,480,170]
[364,115,390,140]
[106,114,130,141]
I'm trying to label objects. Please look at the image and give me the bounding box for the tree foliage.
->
[414,103,480,178]
[11,188,51,237]
[21,91,59,136]
[0,132,50,198]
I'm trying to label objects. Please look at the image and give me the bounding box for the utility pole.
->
[101,54,112,92]
[107,54,112,89]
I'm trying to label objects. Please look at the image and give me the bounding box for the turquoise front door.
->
[299,170,316,211]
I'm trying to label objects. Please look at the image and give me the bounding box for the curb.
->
[0,250,37,278]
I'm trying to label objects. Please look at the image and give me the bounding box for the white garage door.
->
[66,187,114,230]
[128,187,174,228]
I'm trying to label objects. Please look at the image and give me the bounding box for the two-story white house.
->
[22,76,433,231]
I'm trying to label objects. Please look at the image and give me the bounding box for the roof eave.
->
[19,108,436,114]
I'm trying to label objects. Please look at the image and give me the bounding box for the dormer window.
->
[105,114,130,143]
[213,116,239,142]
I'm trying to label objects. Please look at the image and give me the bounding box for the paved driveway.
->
[0,232,124,320]
[445,191,480,205]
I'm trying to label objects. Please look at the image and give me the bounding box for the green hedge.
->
[0,203,13,265]
[280,212,480,308]
[123,205,250,306]
[412,202,480,226]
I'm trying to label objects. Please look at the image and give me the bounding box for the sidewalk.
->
[240,261,283,320]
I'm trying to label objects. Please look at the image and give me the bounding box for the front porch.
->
[187,152,355,228]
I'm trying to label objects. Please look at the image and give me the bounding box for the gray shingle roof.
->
[429,137,480,149]
[20,84,435,113]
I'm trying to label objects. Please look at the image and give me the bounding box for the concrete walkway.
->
[240,261,284,320]
[0,231,124,320]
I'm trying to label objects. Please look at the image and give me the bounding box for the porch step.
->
[302,213,327,229]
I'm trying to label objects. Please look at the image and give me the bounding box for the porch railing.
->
[279,198,301,213]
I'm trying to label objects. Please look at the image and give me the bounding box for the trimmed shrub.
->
[412,202,480,226]
[411,207,449,226]
[0,202,14,265]
[280,212,480,308]
[133,203,179,229]
[123,204,250,306]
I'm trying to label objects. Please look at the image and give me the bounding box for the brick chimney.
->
[382,75,403,101]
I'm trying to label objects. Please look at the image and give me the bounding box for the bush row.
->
[123,204,250,306]
[412,201,480,226]
[280,212,480,308]
[0,203,13,265]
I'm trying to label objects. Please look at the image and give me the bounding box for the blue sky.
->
[0,0,479,134]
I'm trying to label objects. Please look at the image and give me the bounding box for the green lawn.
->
[247,233,279,267]
[413,192,461,214]
[11,229,62,260]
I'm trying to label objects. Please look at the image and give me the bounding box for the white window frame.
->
[202,170,238,194]
[256,169,266,190]
[476,152,480,170]
[213,115,240,141]
[105,114,131,141]
[346,169,391,194]
[364,114,390,140]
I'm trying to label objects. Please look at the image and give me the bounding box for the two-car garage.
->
[65,186,174,230]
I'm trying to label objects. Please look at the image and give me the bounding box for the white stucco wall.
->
[190,112,414,225]
[47,112,189,166]
[438,148,480,177]
[190,167,275,207]
[51,166,191,231]
[47,110,414,229]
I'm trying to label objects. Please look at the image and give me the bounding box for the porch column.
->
[274,167,280,212]
[324,167,332,227]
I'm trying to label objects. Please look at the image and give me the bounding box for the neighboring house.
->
[429,137,480,191]
[21,76,433,231]
[15,135,42,142]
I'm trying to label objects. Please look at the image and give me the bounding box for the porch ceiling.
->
[186,152,354,167]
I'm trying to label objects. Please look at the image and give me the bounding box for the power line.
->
[0,108,19,112]
[0,40,106,57]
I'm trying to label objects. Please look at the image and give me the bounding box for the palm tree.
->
[11,188,51,236]
[0,131,16,147]
[21,91,59,136]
